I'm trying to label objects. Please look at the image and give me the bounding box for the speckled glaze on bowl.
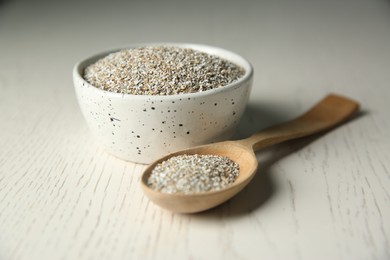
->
[73,43,253,164]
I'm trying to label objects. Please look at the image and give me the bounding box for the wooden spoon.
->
[141,94,359,213]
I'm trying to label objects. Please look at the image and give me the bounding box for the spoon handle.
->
[236,94,360,151]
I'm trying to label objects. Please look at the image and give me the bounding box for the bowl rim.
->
[73,42,253,100]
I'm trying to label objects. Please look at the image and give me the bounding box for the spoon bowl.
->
[141,94,360,213]
[141,141,258,213]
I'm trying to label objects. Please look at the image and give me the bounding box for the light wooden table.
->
[1,0,389,259]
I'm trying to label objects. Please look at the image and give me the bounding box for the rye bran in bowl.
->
[73,43,253,164]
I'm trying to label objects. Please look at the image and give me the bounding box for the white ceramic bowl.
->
[73,43,253,164]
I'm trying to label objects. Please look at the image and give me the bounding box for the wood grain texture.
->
[0,0,389,259]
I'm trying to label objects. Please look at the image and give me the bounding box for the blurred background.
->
[2,0,390,98]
